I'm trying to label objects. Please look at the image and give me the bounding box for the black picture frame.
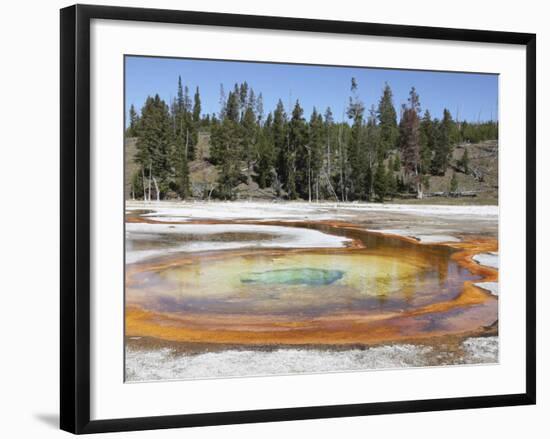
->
[60,4,536,434]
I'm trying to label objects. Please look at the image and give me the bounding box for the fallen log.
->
[425,191,478,198]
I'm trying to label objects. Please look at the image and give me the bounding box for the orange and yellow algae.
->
[125,219,498,347]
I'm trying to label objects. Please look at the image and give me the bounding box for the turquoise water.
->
[240,268,345,286]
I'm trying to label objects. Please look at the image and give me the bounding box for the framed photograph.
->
[60,4,536,434]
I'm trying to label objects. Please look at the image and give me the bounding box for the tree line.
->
[127,76,498,201]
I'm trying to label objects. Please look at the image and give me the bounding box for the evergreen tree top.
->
[377,83,398,127]
[291,100,305,121]
[408,87,421,114]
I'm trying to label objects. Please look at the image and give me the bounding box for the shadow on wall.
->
[34,413,58,430]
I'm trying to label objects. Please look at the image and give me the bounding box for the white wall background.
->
[0,0,546,437]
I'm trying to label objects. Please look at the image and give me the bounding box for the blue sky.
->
[125,56,498,126]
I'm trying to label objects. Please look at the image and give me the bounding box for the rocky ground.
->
[127,200,498,242]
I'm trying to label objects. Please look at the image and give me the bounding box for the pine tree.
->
[388,156,394,173]
[128,104,139,136]
[307,108,324,201]
[366,106,380,200]
[225,90,240,123]
[173,135,190,199]
[346,78,366,200]
[335,121,351,202]
[256,93,264,125]
[218,84,226,119]
[373,161,388,202]
[239,82,249,119]
[458,147,469,174]
[272,99,287,195]
[321,107,341,201]
[174,77,197,161]
[241,103,257,187]
[324,107,334,178]
[431,109,454,175]
[387,169,397,199]
[397,173,406,193]
[450,172,458,195]
[393,152,401,171]
[247,89,256,113]
[287,100,307,200]
[377,83,399,160]
[183,85,191,113]
[461,120,498,143]
[135,95,173,200]
[399,87,423,198]
[254,112,275,188]
[420,110,435,173]
[193,87,201,124]
[232,83,241,120]
[408,86,421,113]
[210,117,243,199]
[130,170,143,199]
[177,76,185,113]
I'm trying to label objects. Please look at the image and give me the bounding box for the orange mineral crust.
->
[125,219,498,346]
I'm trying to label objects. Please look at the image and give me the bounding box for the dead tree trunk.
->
[328,138,331,177]
[148,162,152,202]
[307,150,312,203]
[152,176,160,202]
[415,166,423,199]
[322,170,339,202]
[207,184,215,201]
[338,124,345,202]
[141,167,147,201]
